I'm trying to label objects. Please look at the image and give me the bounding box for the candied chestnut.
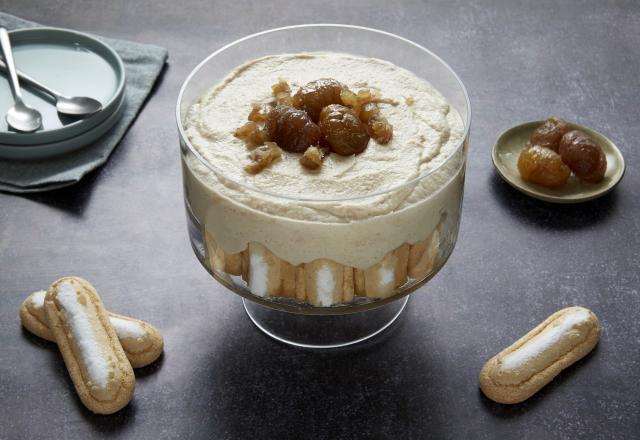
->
[319,104,370,156]
[234,121,268,147]
[248,102,269,123]
[300,146,326,170]
[340,89,361,116]
[265,105,322,153]
[271,79,294,106]
[293,79,345,122]
[518,144,571,188]
[244,142,282,174]
[529,117,571,152]
[559,130,607,183]
[360,102,393,144]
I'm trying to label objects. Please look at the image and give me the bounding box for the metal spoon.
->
[0,28,41,132]
[0,58,103,118]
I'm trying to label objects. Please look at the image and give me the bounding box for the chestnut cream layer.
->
[183,52,465,269]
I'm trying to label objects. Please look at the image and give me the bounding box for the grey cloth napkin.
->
[0,12,168,193]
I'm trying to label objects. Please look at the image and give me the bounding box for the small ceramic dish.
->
[0,27,125,146]
[0,92,126,160]
[492,120,625,203]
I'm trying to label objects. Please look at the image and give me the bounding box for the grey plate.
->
[492,120,626,204]
[0,92,126,160]
[0,27,125,145]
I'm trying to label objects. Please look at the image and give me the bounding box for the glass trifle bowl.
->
[177,25,470,348]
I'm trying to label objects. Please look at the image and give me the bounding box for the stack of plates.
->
[0,28,126,160]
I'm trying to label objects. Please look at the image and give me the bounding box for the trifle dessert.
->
[181,51,466,309]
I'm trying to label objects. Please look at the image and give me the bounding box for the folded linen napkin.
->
[0,12,168,193]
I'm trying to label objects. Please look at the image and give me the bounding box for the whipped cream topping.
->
[185,52,463,222]
[56,283,109,389]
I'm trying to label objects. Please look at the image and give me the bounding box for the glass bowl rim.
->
[175,23,471,203]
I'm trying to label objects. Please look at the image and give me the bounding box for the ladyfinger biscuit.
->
[295,266,306,302]
[224,252,243,276]
[107,313,164,368]
[480,306,600,404]
[393,243,410,288]
[279,261,297,298]
[19,290,51,341]
[354,269,366,296]
[363,255,395,299]
[305,259,343,306]
[408,227,440,279]
[247,242,282,298]
[343,267,355,303]
[20,291,163,368]
[204,231,242,276]
[241,248,250,282]
[44,277,135,414]
[364,244,411,299]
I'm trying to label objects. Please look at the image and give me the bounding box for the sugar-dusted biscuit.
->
[247,242,282,297]
[106,313,164,368]
[20,290,163,368]
[408,227,440,279]
[480,306,600,404]
[304,259,343,306]
[19,290,52,341]
[44,277,135,414]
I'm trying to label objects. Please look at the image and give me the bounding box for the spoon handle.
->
[0,28,23,103]
[0,58,63,99]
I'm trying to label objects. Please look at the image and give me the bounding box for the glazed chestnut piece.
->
[559,130,607,183]
[518,143,571,188]
[265,105,322,153]
[293,79,345,122]
[529,117,572,152]
[319,104,370,156]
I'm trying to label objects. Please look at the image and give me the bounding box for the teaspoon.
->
[0,28,41,132]
[0,58,103,117]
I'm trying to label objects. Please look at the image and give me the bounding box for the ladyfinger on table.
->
[20,290,163,368]
[103,313,163,369]
[305,259,343,306]
[480,306,600,404]
[19,290,52,341]
[44,277,135,414]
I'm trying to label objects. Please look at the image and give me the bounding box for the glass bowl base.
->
[242,296,409,349]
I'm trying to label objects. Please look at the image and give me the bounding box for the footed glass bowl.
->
[177,24,470,348]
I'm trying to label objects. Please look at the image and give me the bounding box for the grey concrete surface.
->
[0,1,638,438]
